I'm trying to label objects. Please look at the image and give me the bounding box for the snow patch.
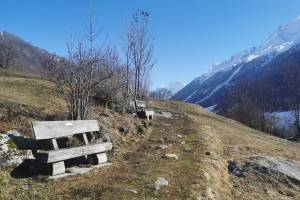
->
[199,17,300,82]
[167,81,185,94]
[196,96,209,104]
[205,104,217,112]
[246,54,259,62]
[205,65,243,100]
[184,89,198,101]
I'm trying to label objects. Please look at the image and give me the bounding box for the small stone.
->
[157,138,164,143]
[177,134,183,138]
[184,147,192,152]
[180,141,186,145]
[155,177,168,191]
[164,154,178,160]
[157,144,168,150]
[123,188,138,194]
[119,127,129,134]
[21,185,29,190]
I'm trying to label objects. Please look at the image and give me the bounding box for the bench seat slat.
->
[36,142,112,163]
[32,120,99,140]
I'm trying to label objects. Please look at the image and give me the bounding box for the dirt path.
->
[1,101,300,199]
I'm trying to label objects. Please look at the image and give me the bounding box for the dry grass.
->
[0,70,300,199]
[0,70,64,111]
[0,69,66,136]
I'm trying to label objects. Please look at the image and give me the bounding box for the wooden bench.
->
[133,99,154,120]
[31,120,112,176]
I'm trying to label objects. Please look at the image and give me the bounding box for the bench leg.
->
[96,153,108,164]
[88,153,107,165]
[52,161,65,175]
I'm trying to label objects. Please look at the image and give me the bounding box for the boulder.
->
[247,155,300,183]
[0,130,34,168]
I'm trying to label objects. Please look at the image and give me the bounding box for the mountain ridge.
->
[172,16,300,111]
[0,31,56,72]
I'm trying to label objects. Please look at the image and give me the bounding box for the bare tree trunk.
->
[125,10,154,100]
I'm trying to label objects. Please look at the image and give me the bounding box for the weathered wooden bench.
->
[31,120,112,176]
[133,99,154,120]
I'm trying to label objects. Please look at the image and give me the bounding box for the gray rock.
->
[164,153,178,160]
[119,127,129,134]
[0,130,34,168]
[228,160,244,177]
[248,155,300,183]
[155,177,168,191]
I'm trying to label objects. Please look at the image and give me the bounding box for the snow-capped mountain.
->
[172,17,300,110]
[166,81,185,94]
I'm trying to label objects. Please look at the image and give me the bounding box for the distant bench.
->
[31,120,112,176]
[133,99,154,120]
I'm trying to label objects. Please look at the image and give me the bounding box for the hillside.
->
[0,31,56,72]
[0,70,300,199]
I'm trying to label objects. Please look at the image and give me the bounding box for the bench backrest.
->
[135,100,146,112]
[32,120,99,140]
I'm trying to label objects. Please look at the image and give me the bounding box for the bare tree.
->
[220,79,276,134]
[45,10,113,120]
[150,87,173,100]
[95,48,127,109]
[282,63,300,137]
[125,10,154,99]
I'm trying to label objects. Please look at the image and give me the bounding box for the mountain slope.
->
[1,96,300,199]
[166,81,185,95]
[172,17,300,110]
[0,31,55,72]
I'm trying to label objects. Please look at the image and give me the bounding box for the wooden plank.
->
[135,100,146,108]
[52,161,65,175]
[51,139,59,150]
[82,133,89,159]
[32,120,99,140]
[145,110,154,120]
[96,153,108,164]
[36,142,112,163]
[82,133,89,145]
[49,163,111,180]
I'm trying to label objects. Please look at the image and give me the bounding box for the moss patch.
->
[5,139,17,149]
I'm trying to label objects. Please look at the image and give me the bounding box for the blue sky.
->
[1,0,300,89]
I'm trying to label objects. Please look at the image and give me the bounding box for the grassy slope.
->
[0,69,66,135]
[0,69,64,110]
[0,70,300,199]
